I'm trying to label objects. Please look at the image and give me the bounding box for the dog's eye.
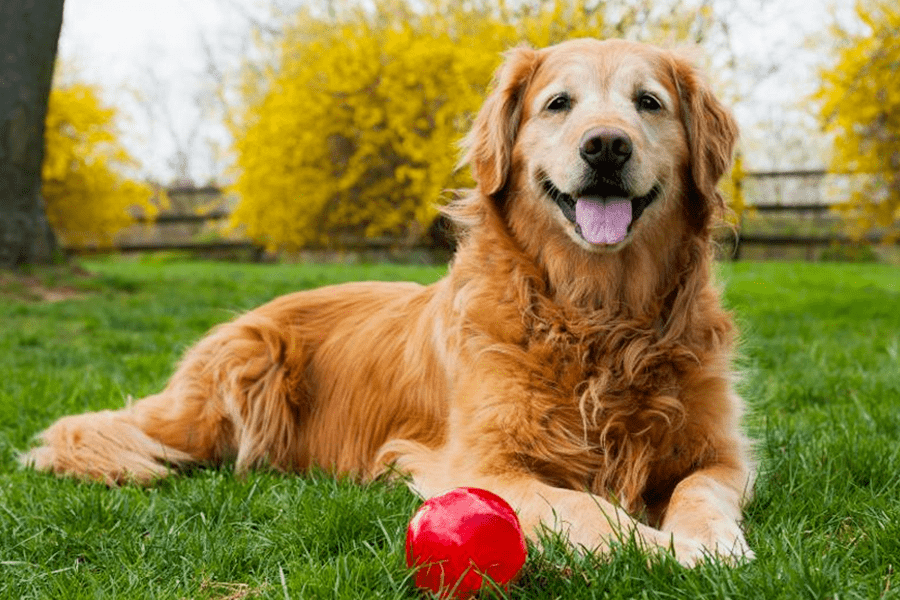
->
[637,93,662,112]
[545,93,572,113]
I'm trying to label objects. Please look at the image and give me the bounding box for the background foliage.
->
[816,0,900,241]
[229,0,703,251]
[42,81,157,248]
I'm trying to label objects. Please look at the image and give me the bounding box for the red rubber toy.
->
[405,487,528,598]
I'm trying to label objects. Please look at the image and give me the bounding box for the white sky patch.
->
[57,0,248,184]
[56,0,858,182]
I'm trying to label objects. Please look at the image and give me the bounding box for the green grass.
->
[1,257,898,599]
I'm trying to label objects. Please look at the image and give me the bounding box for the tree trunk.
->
[0,0,66,268]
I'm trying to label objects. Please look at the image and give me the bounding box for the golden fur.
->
[22,39,753,566]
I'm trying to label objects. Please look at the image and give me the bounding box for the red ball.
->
[405,487,528,599]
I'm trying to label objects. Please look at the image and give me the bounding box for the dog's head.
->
[461,38,737,253]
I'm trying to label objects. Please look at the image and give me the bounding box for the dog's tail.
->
[19,404,196,485]
[20,312,309,484]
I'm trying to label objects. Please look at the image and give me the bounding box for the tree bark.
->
[0,0,66,268]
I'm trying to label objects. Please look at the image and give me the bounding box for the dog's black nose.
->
[579,127,633,169]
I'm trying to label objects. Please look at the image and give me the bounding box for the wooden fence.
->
[64,173,897,262]
[723,169,897,261]
[724,203,873,261]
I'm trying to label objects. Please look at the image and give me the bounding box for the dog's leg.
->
[659,463,754,564]
[490,477,704,563]
[390,443,703,565]
[21,312,309,484]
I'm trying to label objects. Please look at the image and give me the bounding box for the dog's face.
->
[519,40,685,251]
[463,39,737,253]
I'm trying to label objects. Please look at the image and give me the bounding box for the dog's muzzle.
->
[541,175,661,245]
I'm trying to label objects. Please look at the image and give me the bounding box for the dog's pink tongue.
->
[575,198,632,245]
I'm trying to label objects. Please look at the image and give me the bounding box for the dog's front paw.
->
[710,526,755,565]
[695,521,754,566]
[663,520,754,567]
[667,536,706,568]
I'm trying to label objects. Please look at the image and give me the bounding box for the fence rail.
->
[133,210,231,225]
[727,232,890,260]
[72,240,262,255]
[61,177,897,262]
[742,169,829,179]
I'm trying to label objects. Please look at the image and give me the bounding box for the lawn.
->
[1,257,898,599]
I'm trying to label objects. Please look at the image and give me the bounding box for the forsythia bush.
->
[816,1,900,240]
[230,0,694,250]
[43,82,156,248]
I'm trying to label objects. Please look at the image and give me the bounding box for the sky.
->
[57,0,249,184]
[55,0,858,184]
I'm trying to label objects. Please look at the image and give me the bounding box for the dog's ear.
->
[671,54,738,227]
[460,45,541,197]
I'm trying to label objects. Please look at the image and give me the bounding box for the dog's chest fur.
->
[505,305,709,515]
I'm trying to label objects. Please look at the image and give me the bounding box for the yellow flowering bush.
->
[230,0,694,250]
[42,82,156,248]
[719,152,748,225]
[816,1,900,241]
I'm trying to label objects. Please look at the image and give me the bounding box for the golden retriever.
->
[22,38,753,566]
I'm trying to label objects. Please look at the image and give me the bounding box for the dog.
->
[22,38,753,566]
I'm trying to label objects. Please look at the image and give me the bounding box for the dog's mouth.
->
[540,175,661,246]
